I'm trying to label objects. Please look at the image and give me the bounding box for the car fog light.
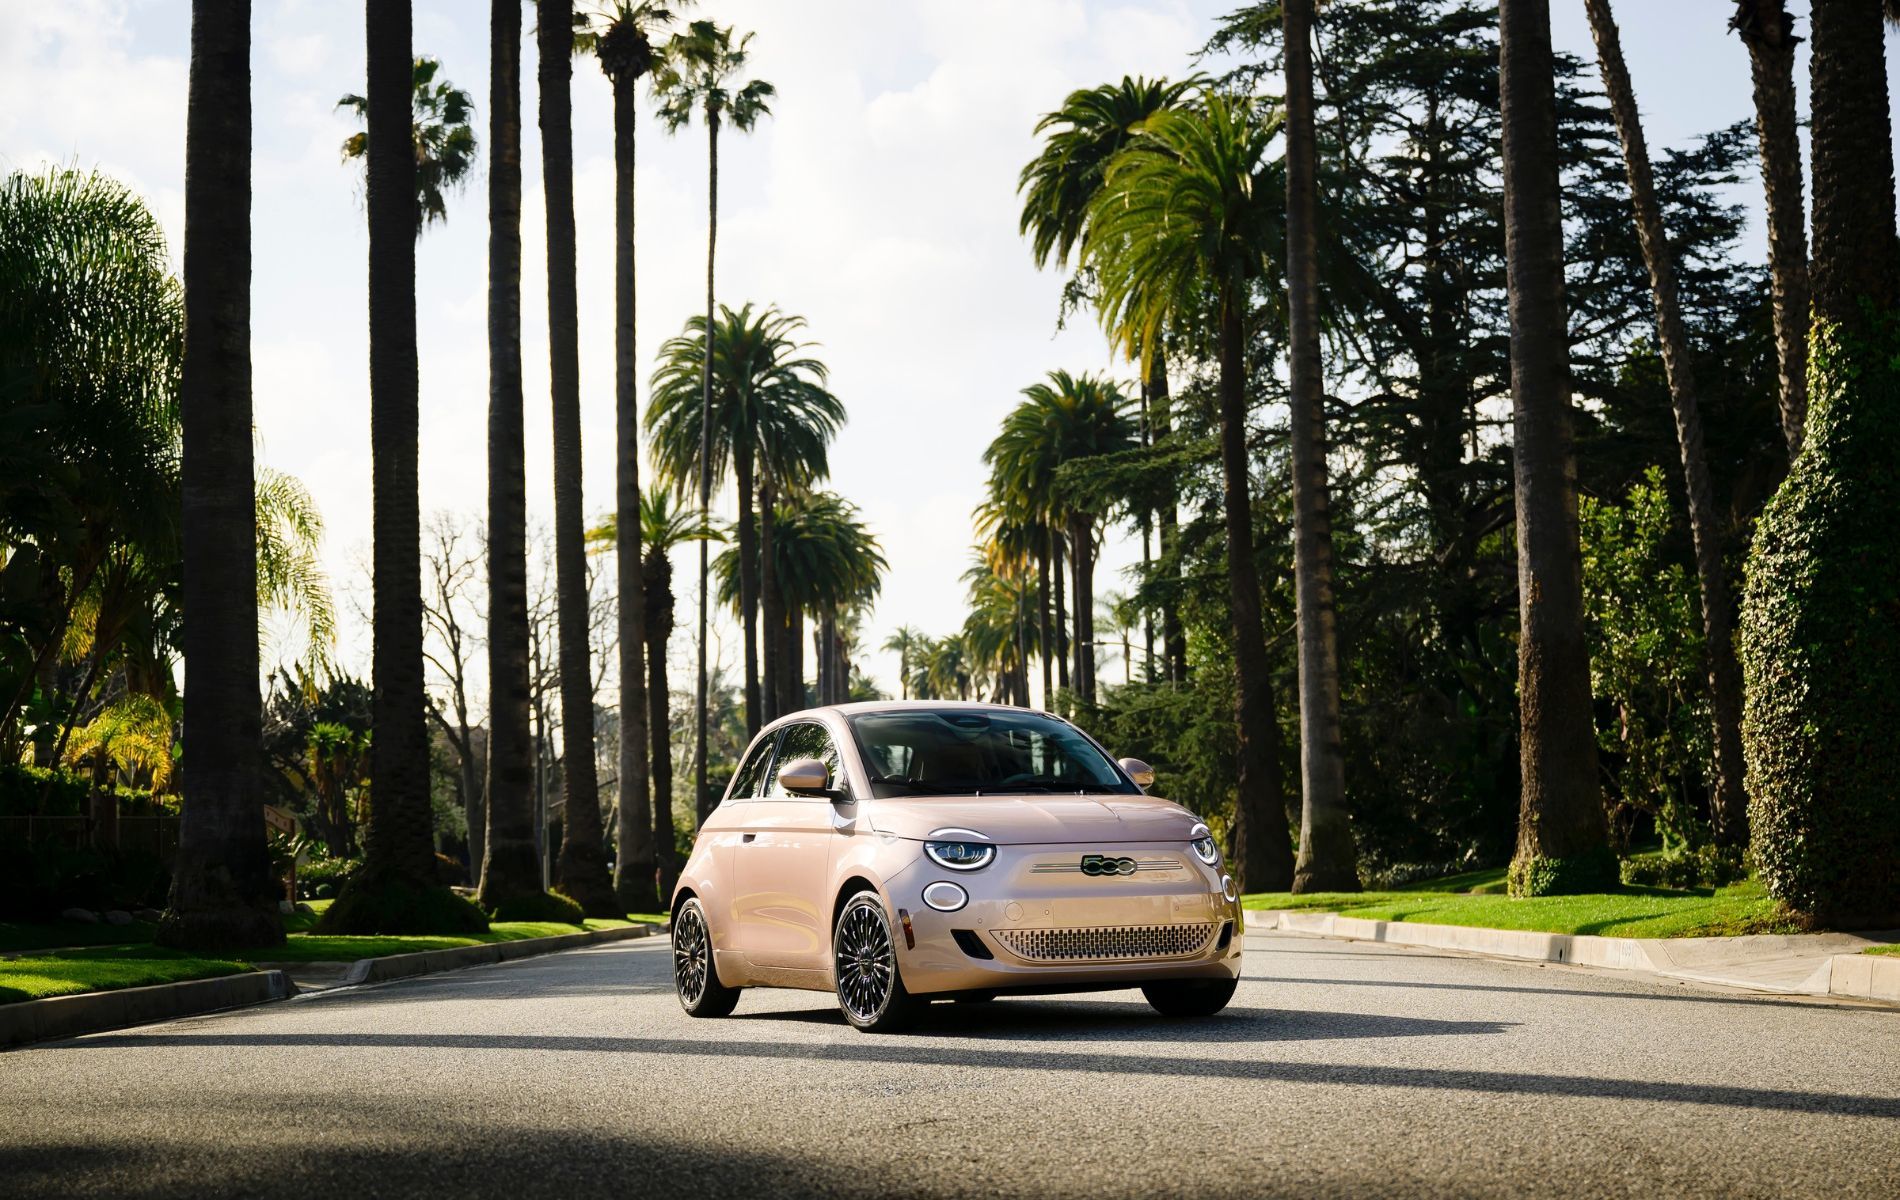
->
[922,881,968,912]
[1221,874,1237,902]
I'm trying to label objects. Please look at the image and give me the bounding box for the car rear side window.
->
[726,732,781,802]
[765,722,842,799]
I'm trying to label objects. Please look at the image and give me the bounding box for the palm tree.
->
[975,496,1055,709]
[1282,0,1360,894]
[1728,1,1808,455]
[1497,0,1610,897]
[653,19,773,824]
[963,558,1034,705]
[530,0,616,917]
[1087,94,1294,892]
[984,371,1134,708]
[588,494,717,894]
[1019,75,1197,685]
[337,56,477,233]
[159,0,282,952]
[1584,0,1748,849]
[647,303,842,737]
[766,491,886,710]
[479,0,546,916]
[1739,0,1900,929]
[583,0,677,914]
[881,627,926,700]
[326,0,485,934]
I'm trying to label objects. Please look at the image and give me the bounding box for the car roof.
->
[777,699,1061,723]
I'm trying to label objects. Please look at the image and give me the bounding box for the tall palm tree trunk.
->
[1035,541,1053,707]
[480,0,540,913]
[609,53,656,914]
[1284,0,1360,894]
[334,0,464,933]
[1051,530,1070,699]
[1731,0,1809,456]
[1499,0,1610,897]
[1069,513,1096,706]
[539,0,615,915]
[1586,0,1748,849]
[160,0,283,952]
[760,474,781,722]
[787,607,806,710]
[1147,356,1187,685]
[645,546,678,897]
[693,111,721,825]
[1217,292,1293,894]
[735,445,761,738]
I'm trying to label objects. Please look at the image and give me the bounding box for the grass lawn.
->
[0,945,250,1004]
[0,918,160,954]
[1244,867,1795,939]
[1865,944,1900,957]
[1,904,663,1005]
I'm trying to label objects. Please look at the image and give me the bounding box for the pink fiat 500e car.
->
[670,701,1243,1032]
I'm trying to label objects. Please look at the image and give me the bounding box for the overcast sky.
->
[6,1,1898,711]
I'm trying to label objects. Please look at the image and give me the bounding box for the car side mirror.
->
[777,757,834,797]
[1119,757,1156,789]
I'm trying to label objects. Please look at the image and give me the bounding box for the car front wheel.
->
[833,892,924,1033]
[673,897,740,1017]
[1141,977,1237,1018]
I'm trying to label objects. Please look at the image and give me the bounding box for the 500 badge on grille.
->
[1080,854,1137,876]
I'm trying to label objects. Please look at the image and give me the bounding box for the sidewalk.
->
[1246,908,1900,1004]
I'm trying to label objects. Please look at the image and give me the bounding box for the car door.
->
[731,721,845,970]
[695,730,781,943]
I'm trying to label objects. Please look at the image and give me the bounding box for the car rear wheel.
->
[1141,977,1237,1018]
[833,892,924,1033]
[673,898,740,1017]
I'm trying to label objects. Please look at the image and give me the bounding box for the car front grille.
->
[991,922,1215,963]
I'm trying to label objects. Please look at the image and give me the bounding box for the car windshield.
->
[848,709,1135,798]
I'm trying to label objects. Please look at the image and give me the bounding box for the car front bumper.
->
[885,840,1244,996]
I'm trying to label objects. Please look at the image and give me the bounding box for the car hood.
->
[865,794,1202,846]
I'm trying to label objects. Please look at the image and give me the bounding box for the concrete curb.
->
[338,922,664,986]
[1827,953,1900,1004]
[1245,909,1897,1004]
[2,923,669,1050]
[1,970,296,1049]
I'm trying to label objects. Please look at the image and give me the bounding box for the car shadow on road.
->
[64,1028,1900,1119]
[1244,974,1825,1009]
[729,999,1515,1043]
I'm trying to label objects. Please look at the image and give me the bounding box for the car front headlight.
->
[1189,822,1219,866]
[924,830,995,871]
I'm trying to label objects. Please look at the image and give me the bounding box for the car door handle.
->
[741,833,756,843]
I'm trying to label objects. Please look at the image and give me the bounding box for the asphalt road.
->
[3,930,1896,1199]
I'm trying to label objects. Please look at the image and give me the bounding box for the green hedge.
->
[1620,846,1748,891]
[1740,318,1900,928]
[0,763,166,818]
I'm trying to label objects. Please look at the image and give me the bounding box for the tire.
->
[833,891,924,1033]
[673,897,740,1018]
[1141,977,1237,1018]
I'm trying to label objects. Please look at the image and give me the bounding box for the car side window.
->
[726,732,781,803]
[766,722,842,799]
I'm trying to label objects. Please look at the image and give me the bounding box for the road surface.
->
[3,930,1896,1198]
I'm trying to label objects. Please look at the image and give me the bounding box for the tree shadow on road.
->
[728,998,1516,1043]
[63,1027,1900,1119]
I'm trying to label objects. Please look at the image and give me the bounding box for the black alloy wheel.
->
[674,897,740,1017]
[833,892,924,1032]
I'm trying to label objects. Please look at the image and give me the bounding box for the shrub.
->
[1620,845,1748,890]
[1740,320,1900,927]
[295,856,361,901]
[0,763,161,818]
[488,889,586,925]
[314,871,490,935]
